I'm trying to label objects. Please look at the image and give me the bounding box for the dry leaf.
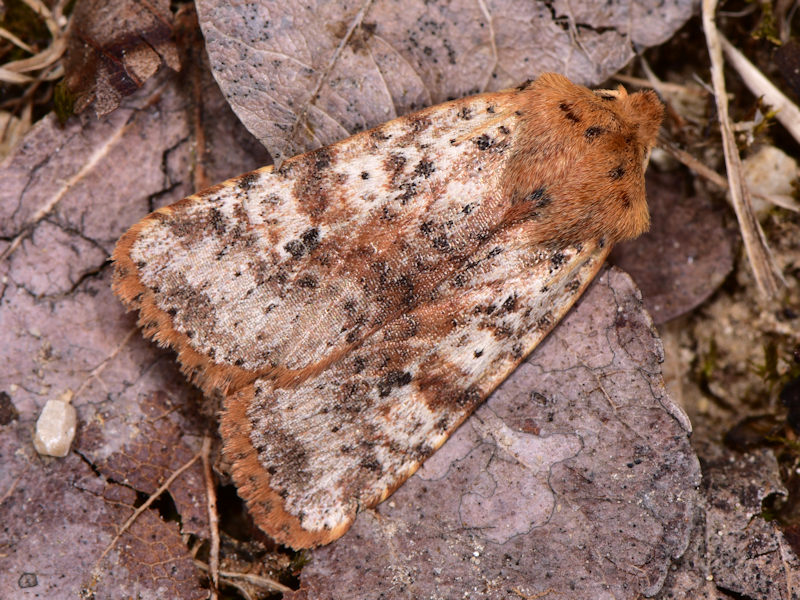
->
[0,59,268,597]
[79,391,209,537]
[611,170,737,324]
[286,269,701,600]
[0,423,206,599]
[657,441,800,599]
[196,0,695,163]
[62,0,180,116]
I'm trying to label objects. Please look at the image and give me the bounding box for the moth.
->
[112,73,663,549]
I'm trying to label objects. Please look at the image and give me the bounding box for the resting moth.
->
[112,73,663,549]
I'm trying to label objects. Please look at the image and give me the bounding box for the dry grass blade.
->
[701,0,783,298]
[2,36,66,74]
[719,33,800,146]
[0,66,34,84]
[0,0,69,156]
[19,0,62,37]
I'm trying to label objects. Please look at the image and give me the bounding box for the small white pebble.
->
[34,396,77,457]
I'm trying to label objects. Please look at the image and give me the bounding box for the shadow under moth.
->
[112,73,663,549]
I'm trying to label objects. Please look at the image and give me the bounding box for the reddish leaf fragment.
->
[62,0,180,116]
[80,391,209,537]
[0,423,206,599]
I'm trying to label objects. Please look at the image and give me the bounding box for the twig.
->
[73,329,138,399]
[94,452,201,566]
[657,134,798,212]
[0,26,35,53]
[0,116,132,263]
[194,561,293,595]
[701,0,783,297]
[202,436,220,599]
[614,72,706,97]
[718,33,800,147]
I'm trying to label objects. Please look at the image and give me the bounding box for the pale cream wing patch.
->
[112,90,526,397]
[221,227,611,548]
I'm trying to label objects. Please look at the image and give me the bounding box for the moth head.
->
[592,83,663,170]
[505,73,665,246]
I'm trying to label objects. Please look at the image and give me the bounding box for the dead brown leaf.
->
[286,268,701,600]
[0,422,206,599]
[62,0,180,116]
[80,391,209,537]
[196,0,695,164]
[657,441,800,599]
[0,42,270,597]
[611,170,738,324]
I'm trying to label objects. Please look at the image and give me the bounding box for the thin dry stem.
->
[614,72,705,97]
[701,0,783,297]
[202,435,220,599]
[194,561,293,595]
[0,26,35,52]
[657,134,798,212]
[718,33,800,147]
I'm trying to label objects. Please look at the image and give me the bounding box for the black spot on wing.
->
[473,134,494,150]
[414,160,435,178]
[284,227,320,258]
[377,370,413,397]
[209,207,226,234]
[301,227,320,250]
[550,251,566,271]
[284,239,305,259]
[297,274,318,288]
[525,187,551,208]
[314,148,332,170]
[238,172,259,190]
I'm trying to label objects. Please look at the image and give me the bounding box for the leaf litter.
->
[2,0,800,598]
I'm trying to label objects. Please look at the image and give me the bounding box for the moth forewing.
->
[111,72,663,549]
[222,238,611,548]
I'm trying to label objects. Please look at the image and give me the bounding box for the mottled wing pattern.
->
[113,89,525,398]
[223,234,609,547]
